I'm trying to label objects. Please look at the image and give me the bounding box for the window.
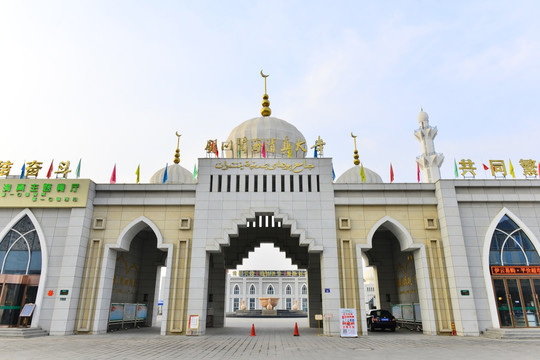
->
[286,298,292,310]
[233,298,239,311]
[0,215,41,275]
[302,298,308,312]
[249,298,255,310]
[233,284,240,295]
[267,285,275,295]
[489,215,540,266]
[285,285,292,295]
[301,284,307,295]
[249,284,256,295]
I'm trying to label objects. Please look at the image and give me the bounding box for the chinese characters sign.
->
[458,159,539,179]
[232,270,306,277]
[0,179,90,208]
[339,308,358,337]
[490,266,540,275]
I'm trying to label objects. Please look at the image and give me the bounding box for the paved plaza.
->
[1,318,539,360]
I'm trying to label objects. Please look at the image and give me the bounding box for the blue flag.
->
[332,166,336,180]
[20,163,25,179]
[163,163,168,183]
[314,148,318,158]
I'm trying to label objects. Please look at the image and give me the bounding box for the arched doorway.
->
[206,213,322,329]
[0,215,41,327]
[487,213,540,328]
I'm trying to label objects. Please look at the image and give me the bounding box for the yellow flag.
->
[288,146,292,158]
[360,164,366,183]
[136,164,140,183]
[509,159,515,178]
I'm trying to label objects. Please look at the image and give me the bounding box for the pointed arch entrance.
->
[206,212,322,329]
[362,216,437,334]
[485,210,540,328]
[93,217,172,334]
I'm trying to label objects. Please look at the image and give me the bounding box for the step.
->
[0,327,49,338]
[483,328,540,339]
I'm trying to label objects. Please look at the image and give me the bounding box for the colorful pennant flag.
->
[288,146,292,159]
[360,164,366,183]
[390,163,394,183]
[332,167,336,181]
[193,164,198,181]
[76,159,81,178]
[416,162,420,182]
[20,162,25,179]
[110,164,116,184]
[46,160,54,179]
[509,159,515,178]
[483,163,489,171]
[314,148,318,158]
[454,159,458,179]
[163,163,168,183]
[262,142,266,158]
[135,164,140,184]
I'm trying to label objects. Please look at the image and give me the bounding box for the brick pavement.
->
[1,318,539,360]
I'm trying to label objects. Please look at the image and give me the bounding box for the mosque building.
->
[1,74,540,337]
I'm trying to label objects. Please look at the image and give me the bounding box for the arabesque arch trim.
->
[483,207,540,328]
[114,216,166,251]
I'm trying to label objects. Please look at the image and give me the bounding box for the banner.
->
[339,308,358,337]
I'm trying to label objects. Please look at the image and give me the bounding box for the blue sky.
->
[1,0,540,184]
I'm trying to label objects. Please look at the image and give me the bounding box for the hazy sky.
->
[1,1,539,184]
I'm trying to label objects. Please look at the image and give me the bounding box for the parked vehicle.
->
[367,309,396,331]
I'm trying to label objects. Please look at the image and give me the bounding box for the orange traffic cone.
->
[293,322,300,336]
[250,323,256,336]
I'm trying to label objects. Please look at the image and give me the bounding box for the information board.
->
[339,308,358,337]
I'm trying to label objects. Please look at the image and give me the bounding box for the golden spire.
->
[174,131,181,164]
[260,70,271,117]
[351,132,360,165]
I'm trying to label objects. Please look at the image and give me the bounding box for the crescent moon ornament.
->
[176,131,182,138]
[260,70,269,78]
[351,132,356,138]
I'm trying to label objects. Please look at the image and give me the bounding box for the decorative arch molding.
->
[0,208,48,328]
[206,207,322,253]
[482,207,540,328]
[359,215,437,335]
[249,283,257,295]
[113,216,166,251]
[363,215,420,252]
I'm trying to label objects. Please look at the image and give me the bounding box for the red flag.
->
[390,163,394,183]
[46,160,54,179]
[211,141,219,157]
[110,164,116,184]
[417,162,420,182]
[262,142,266,158]
[483,163,489,171]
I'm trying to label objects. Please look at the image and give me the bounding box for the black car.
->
[367,309,396,331]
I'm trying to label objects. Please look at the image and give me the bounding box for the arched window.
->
[285,285,292,295]
[249,284,256,295]
[0,215,41,275]
[267,284,274,295]
[301,284,307,295]
[233,284,240,294]
[489,215,540,266]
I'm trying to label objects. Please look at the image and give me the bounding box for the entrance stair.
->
[483,328,540,340]
[0,327,49,338]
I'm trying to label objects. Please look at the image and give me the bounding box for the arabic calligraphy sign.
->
[215,160,316,173]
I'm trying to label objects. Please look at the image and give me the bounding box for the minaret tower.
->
[415,108,444,182]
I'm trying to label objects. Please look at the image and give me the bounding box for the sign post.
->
[187,315,200,336]
[339,308,358,337]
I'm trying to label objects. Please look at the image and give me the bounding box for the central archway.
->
[206,212,322,329]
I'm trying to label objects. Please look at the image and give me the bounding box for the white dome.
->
[150,163,195,184]
[418,109,429,123]
[335,165,383,184]
[225,116,306,158]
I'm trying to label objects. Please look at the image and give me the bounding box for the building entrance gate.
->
[492,277,540,328]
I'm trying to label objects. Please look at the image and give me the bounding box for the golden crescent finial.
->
[174,131,182,164]
[260,70,269,78]
[176,131,181,138]
[351,132,356,139]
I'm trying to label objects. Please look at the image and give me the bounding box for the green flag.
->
[193,164,198,181]
[76,159,81,178]
[454,159,458,179]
